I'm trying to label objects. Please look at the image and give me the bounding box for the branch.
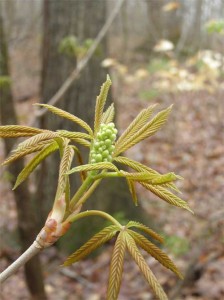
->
[0,241,42,283]
[34,0,125,122]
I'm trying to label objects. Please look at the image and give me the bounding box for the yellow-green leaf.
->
[55,144,74,200]
[57,130,92,140]
[140,182,193,213]
[13,142,58,189]
[115,104,157,149]
[17,131,58,151]
[2,141,50,166]
[125,232,168,300]
[94,75,112,134]
[101,103,115,124]
[126,178,138,206]
[128,230,183,279]
[114,106,172,156]
[67,162,119,175]
[35,103,93,136]
[126,221,164,243]
[0,125,43,138]
[113,156,180,193]
[70,145,86,181]
[63,225,119,266]
[107,231,126,300]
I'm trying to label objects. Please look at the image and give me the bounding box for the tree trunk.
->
[38,0,145,251]
[0,10,47,300]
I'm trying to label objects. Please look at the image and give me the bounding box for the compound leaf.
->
[125,232,168,300]
[140,182,193,213]
[129,230,183,279]
[115,104,157,149]
[114,106,172,156]
[63,225,119,266]
[126,221,164,243]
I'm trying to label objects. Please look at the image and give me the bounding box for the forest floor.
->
[0,60,224,300]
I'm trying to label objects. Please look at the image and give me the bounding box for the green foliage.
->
[58,35,78,57]
[0,75,193,300]
[206,19,224,34]
[58,35,96,59]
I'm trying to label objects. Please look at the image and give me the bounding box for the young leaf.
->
[94,75,112,134]
[120,170,180,185]
[0,125,43,137]
[114,106,172,156]
[13,142,58,189]
[35,103,93,136]
[57,130,92,140]
[126,178,138,206]
[107,231,126,300]
[124,232,168,300]
[140,182,193,213]
[2,142,50,166]
[115,104,157,148]
[128,230,183,279]
[101,103,115,124]
[126,221,164,243]
[70,145,86,181]
[17,131,59,151]
[113,156,180,193]
[0,132,37,138]
[55,144,74,200]
[63,225,119,266]
[67,162,119,175]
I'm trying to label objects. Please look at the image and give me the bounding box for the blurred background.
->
[0,0,223,299]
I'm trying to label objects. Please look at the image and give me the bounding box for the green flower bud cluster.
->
[90,123,117,163]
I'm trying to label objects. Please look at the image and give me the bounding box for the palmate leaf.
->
[13,142,58,189]
[107,231,126,300]
[126,221,164,243]
[114,106,172,156]
[115,104,157,148]
[113,156,180,193]
[35,103,93,136]
[101,103,115,124]
[124,232,168,300]
[140,182,193,213]
[2,141,51,166]
[0,125,43,138]
[17,131,59,151]
[94,75,112,134]
[128,230,183,279]
[55,144,74,200]
[63,225,119,266]
[126,178,138,206]
[67,162,119,175]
